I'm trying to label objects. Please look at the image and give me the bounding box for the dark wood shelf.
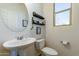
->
[33,22,45,25]
[33,12,45,19]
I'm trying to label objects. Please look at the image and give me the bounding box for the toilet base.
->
[41,53,55,56]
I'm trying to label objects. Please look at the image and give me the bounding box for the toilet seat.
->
[41,47,58,56]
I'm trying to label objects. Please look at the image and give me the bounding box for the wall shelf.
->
[33,12,45,19]
[33,22,45,25]
[32,19,45,26]
[32,12,45,26]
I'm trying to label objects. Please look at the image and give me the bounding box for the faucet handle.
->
[17,36,23,40]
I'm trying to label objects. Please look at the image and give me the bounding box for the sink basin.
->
[3,37,36,56]
[3,38,36,49]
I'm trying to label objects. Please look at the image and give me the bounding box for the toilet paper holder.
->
[60,41,70,45]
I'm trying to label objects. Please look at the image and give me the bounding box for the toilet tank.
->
[35,39,45,49]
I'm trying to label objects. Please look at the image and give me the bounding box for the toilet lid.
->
[42,47,58,55]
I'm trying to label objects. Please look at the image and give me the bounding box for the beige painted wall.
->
[43,3,79,56]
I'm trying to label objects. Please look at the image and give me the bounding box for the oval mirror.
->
[0,3,29,32]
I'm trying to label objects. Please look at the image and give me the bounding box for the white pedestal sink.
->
[3,38,36,56]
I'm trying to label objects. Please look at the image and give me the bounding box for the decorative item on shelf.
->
[32,17,45,26]
[32,20,45,25]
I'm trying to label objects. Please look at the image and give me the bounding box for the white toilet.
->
[35,39,58,56]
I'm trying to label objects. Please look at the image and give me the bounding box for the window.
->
[54,3,72,26]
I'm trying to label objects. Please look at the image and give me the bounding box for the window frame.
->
[53,3,72,26]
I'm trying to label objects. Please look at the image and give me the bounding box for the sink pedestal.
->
[10,49,19,56]
[10,47,26,56]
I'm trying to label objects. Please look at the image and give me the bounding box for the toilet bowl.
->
[35,39,58,56]
[41,47,58,56]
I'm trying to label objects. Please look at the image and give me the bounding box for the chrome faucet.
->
[17,36,23,40]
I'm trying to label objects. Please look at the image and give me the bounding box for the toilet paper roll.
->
[61,41,70,45]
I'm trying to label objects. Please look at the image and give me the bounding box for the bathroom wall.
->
[0,3,44,55]
[25,3,45,39]
[43,3,79,55]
